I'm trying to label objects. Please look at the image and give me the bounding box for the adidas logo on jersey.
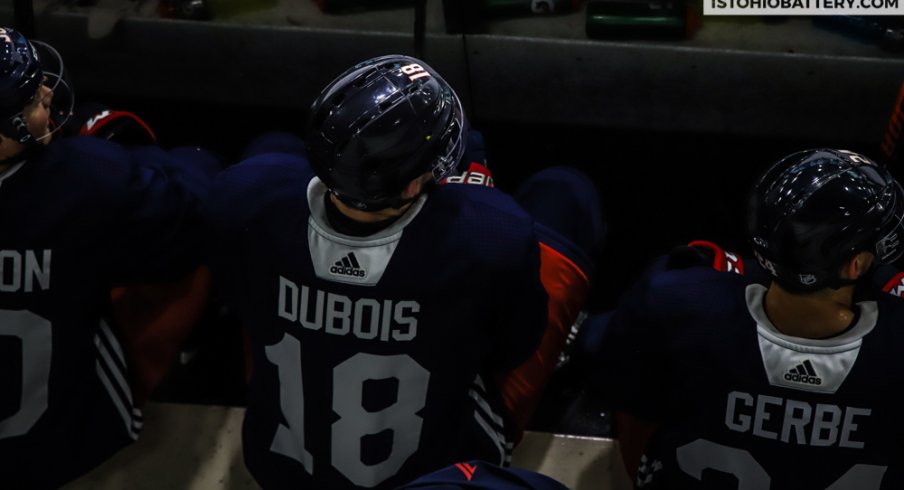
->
[784,359,822,385]
[329,252,366,278]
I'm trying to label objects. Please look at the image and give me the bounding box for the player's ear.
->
[842,251,875,280]
[400,173,432,200]
[0,131,13,153]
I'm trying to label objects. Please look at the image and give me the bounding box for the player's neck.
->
[763,282,857,339]
[0,150,23,173]
[0,136,25,167]
[329,194,413,223]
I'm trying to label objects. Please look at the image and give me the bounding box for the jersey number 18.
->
[266,333,430,488]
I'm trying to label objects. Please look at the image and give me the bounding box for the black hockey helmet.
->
[306,54,466,211]
[748,148,904,293]
[0,27,73,145]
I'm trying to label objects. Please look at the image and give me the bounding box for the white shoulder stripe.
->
[468,388,506,430]
[473,411,506,465]
[468,373,513,465]
[98,320,128,368]
[94,334,133,407]
[95,361,138,440]
[94,321,139,440]
[470,374,507,429]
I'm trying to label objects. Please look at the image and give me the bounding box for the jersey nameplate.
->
[0,249,51,292]
[724,390,871,448]
[277,277,419,342]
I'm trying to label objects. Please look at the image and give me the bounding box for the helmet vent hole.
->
[354,68,380,87]
[331,93,345,106]
[353,116,373,132]
[403,84,421,95]
[378,99,393,112]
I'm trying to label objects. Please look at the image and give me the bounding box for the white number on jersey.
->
[266,334,430,487]
[676,438,887,489]
[0,309,52,439]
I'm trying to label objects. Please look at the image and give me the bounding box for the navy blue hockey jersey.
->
[398,460,568,489]
[204,154,548,490]
[0,137,214,488]
[598,266,904,489]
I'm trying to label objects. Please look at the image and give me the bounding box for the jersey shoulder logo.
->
[784,359,822,386]
[636,454,663,488]
[441,162,494,187]
[454,462,477,481]
[882,271,904,298]
[84,110,112,133]
[329,252,366,278]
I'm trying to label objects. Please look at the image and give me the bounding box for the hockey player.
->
[596,149,904,488]
[203,54,581,489]
[0,28,218,488]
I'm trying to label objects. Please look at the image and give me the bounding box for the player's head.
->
[748,148,904,293]
[306,54,466,211]
[0,27,73,149]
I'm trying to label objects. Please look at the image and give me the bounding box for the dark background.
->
[12,2,899,429]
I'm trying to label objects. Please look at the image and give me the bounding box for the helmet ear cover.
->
[306,55,466,212]
[748,148,904,293]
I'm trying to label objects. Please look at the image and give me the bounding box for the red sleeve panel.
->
[109,266,211,405]
[497,241,590,436]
